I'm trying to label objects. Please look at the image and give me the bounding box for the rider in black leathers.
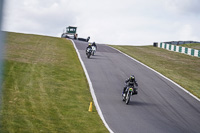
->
[122,75,138,95]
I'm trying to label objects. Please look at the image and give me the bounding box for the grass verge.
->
[0,32,108,133]
[111,45,200,99]
[181,43,200,50]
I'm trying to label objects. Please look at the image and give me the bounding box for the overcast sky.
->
[2,0,200,45]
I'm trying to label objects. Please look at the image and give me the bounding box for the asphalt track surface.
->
[73,40,200,133]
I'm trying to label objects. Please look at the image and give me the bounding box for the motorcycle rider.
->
[122,75,138,96]
[87,36,90,42]
[92,42,97,50]
[86,43,92,54]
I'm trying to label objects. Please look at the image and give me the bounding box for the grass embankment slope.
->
[111,45,200,99]
[1,32,108,133]
[181,43,200,50]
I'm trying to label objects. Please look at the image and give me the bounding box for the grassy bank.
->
[181,43,200,50]
[111,45,200,99]
[1,32,108,133]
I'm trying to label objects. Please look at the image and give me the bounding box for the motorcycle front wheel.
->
[87,53,91,58]
[122,93,126,101]
[125,93,131,104]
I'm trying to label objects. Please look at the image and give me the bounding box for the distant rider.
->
[122,75,138,96]
[87,36,90,42]
[92,42,97,50]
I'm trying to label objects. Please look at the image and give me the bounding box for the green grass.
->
[0,32,108,133]
[111,45,200,99]
[181,43,200,50]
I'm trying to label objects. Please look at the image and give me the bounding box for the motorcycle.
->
[86,48,92,58]
[122,86,137,104]
[91,46,96,56]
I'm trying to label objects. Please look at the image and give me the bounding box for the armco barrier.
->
[157,42,200,58]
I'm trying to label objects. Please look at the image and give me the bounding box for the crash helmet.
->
[88,43,92,46]
[130,75,135,81]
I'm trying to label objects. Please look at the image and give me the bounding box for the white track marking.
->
[71,40,114,133]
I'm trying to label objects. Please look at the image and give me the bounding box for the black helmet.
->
[130,75,135,81]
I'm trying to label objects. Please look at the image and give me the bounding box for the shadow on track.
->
[127,101,155,106]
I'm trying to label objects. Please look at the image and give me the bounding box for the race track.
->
[73,40,200,133]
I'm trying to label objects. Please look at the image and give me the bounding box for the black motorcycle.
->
[122,86,138,104]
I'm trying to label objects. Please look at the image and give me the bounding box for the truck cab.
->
[61,26,78,39]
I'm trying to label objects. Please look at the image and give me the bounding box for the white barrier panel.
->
[166,44,169,50]
[176,46,179,52]
[188,48,191,55]
[171,45,174,51]
[158,43,161,48]
[194,50,198,56]
[182,47,185,53]
[162,43,165,48]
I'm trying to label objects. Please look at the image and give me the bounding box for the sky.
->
[2,0,200,45]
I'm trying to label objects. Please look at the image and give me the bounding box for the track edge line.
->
[71,40,114,133]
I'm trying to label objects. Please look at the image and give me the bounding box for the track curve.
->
[73,40,200,133]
